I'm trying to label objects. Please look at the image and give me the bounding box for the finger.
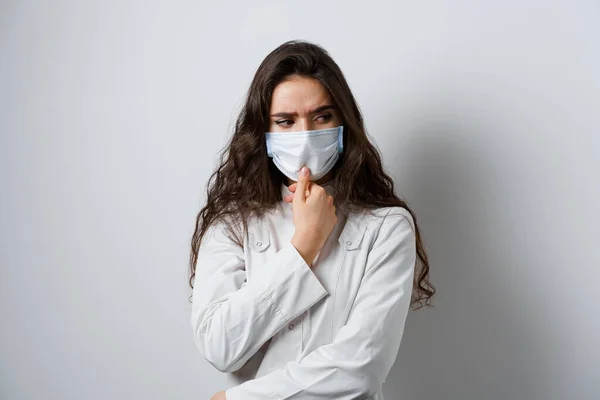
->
[312,184,324,194]
[283,193,294,203]
[304,182,313,200]
[306,183,322,200]
[288,183,297,192]
[293,167,310,204]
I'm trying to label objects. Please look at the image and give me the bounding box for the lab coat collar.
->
[277,180,366,252]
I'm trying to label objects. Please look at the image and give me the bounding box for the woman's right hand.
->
[289,167,337,267]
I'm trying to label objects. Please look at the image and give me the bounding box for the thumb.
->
[294,167,310,203]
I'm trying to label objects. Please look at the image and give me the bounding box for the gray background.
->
[1,1,598,399]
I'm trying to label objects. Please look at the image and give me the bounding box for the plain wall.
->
[1,1,598,399]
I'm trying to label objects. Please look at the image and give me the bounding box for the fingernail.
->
[302,167,308,176]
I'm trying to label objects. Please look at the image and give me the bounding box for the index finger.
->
[293,167,310,204]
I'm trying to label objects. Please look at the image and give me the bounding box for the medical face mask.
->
[265,125,344,181]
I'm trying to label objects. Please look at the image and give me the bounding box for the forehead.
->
[270,76,332,113]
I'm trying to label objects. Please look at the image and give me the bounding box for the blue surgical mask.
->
[265,126,344,181]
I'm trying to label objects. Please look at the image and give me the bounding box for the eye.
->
[315,113,333,123]
[275,119,294,127]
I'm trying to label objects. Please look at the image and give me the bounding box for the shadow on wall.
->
[381,121,554,400]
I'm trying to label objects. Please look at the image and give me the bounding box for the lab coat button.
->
[288,324,294,330]
[256,241,262,247]
[345,241,352,246]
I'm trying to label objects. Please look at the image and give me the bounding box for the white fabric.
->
[191,181,417,400]
[265,126,343,181]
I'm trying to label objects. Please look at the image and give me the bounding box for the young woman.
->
[189,40,435,400]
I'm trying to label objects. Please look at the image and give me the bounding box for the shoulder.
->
[347,206,415,235]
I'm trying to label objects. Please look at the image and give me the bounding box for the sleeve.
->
[191,219,329,373]
[225,210,417,400]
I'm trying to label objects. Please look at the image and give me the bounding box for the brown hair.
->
[189,40,435,309]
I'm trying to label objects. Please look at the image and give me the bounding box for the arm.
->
[225,210,417,400]
[191,220,329,373]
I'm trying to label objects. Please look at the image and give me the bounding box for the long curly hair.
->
[189,40,435,309]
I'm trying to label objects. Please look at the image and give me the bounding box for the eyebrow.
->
[270,104,336,118]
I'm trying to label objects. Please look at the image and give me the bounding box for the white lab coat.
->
[191,181,417,400]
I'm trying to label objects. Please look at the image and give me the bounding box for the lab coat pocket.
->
[248,225,271,252]
[245,223,271,284]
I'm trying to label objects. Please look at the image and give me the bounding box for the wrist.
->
[291,233,320,266]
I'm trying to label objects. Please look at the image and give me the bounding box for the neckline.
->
[280,179,335,199]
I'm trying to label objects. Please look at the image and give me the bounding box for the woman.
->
[189,40,435,400]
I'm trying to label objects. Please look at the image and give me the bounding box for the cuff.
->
[253,242,328,323]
